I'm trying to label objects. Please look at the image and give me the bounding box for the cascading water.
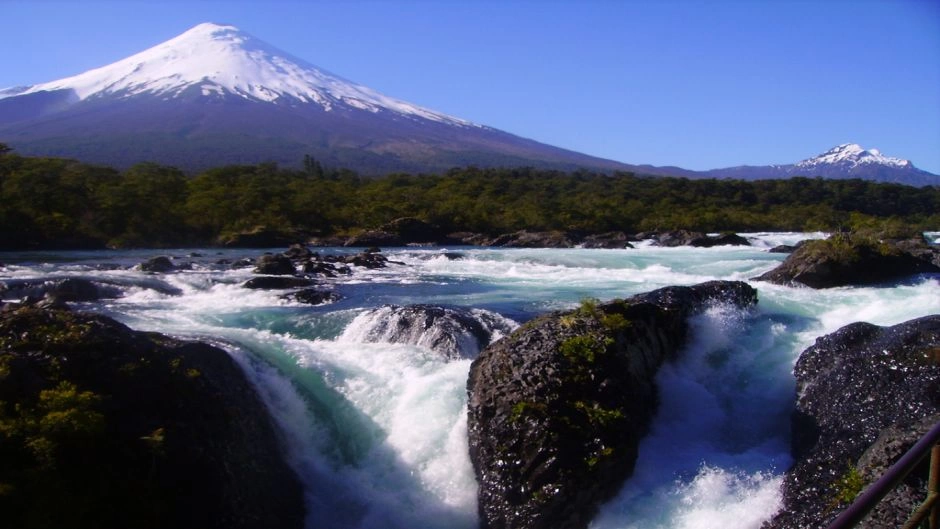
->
[2,233,938,529]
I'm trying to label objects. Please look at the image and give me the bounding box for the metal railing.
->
[826,419,940,529]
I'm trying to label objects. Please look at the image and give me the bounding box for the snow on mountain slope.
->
[4,22,475,127]
[796,143,912,170]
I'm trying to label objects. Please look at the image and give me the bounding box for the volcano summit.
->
[0,23,627,173]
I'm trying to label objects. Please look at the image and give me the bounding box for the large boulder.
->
[281,288,342,306]
[1,277,122,303]
[652,230,706,247]
[689,232,750,247]
[489,230,575,248]
[649,230,750,248]
[754,235,940,288]
[0,307,304,529]
[467,281,758,529]
[765,316,940,528]
[343,250,389,269]
[579,232,636,249]
[341,304,515,359]
[253,254,297,275]
[138,256,175,273]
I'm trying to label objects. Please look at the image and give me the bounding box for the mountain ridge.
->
[0,23,936,185]
[0,22,630,174]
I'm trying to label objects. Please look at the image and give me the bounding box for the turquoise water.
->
[2,232,937,529]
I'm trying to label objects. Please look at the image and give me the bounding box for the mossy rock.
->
[754,234,940,288]
[0,307,304,529]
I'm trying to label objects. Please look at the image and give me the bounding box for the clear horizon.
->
[2,0,939,174]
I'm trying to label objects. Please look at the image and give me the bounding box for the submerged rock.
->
[0,306,304,529]
[765,316,940,529]
[467,281,758,529]
[281,288,342,306]
[754,234,940,288]
[0,277,123,304]
[138,255,175,273]
[243,276,314,290]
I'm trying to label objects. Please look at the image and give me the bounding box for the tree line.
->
[1,146,937,249]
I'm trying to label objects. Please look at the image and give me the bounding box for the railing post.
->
[929,443,939,529]
[827,421,940,529]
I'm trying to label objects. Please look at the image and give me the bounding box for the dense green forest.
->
[1,144,938,249]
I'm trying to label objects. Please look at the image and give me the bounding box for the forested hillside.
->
[1,145,937,249]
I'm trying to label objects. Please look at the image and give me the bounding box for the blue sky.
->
[2,0,939,174]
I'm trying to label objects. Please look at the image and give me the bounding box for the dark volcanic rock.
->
[348,304,515,359]
[0,307,304,529]
[253,254,297,275]
[754,235,940,288]
[281,288,342,305]
[765,316,940,529]
[1,277,122,304]
[768,244,797,253]
[467,280,758,529]
[489,230,575,248]
[651,230,750,248]
[283,243,314,260]
[46,277,106,302]
[689,232,750,247]
[579,232,636,249]
[138,256,175,273]
[893,237,940,268]
[243,276,314,290]
[343,251,389,269]
[653,230,706,247]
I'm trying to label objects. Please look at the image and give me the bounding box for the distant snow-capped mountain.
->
[682,143,938,187]
[0,23,627,173]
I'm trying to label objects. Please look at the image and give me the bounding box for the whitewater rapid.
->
[1,233,937,529]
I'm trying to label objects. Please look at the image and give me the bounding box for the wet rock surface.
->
[0,306,304,529]
[281,288,342,306]
[253,254,297,275]
[138,255,175,273]
[243,276,315,290]
[345,304,515,359]
[764,316,940,529]
[754,235,940,288]
[467,280,758,529]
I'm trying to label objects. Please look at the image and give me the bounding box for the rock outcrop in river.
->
[764,315,940,528]
[755,234,940,288]
[0,306,304,529]
[341,304,516,359]
[466,280,758,529]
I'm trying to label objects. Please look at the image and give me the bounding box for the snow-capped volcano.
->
[3,23,471,127]
[0,23,623,173]
[796,143,913,171]
[669,143,939,187]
